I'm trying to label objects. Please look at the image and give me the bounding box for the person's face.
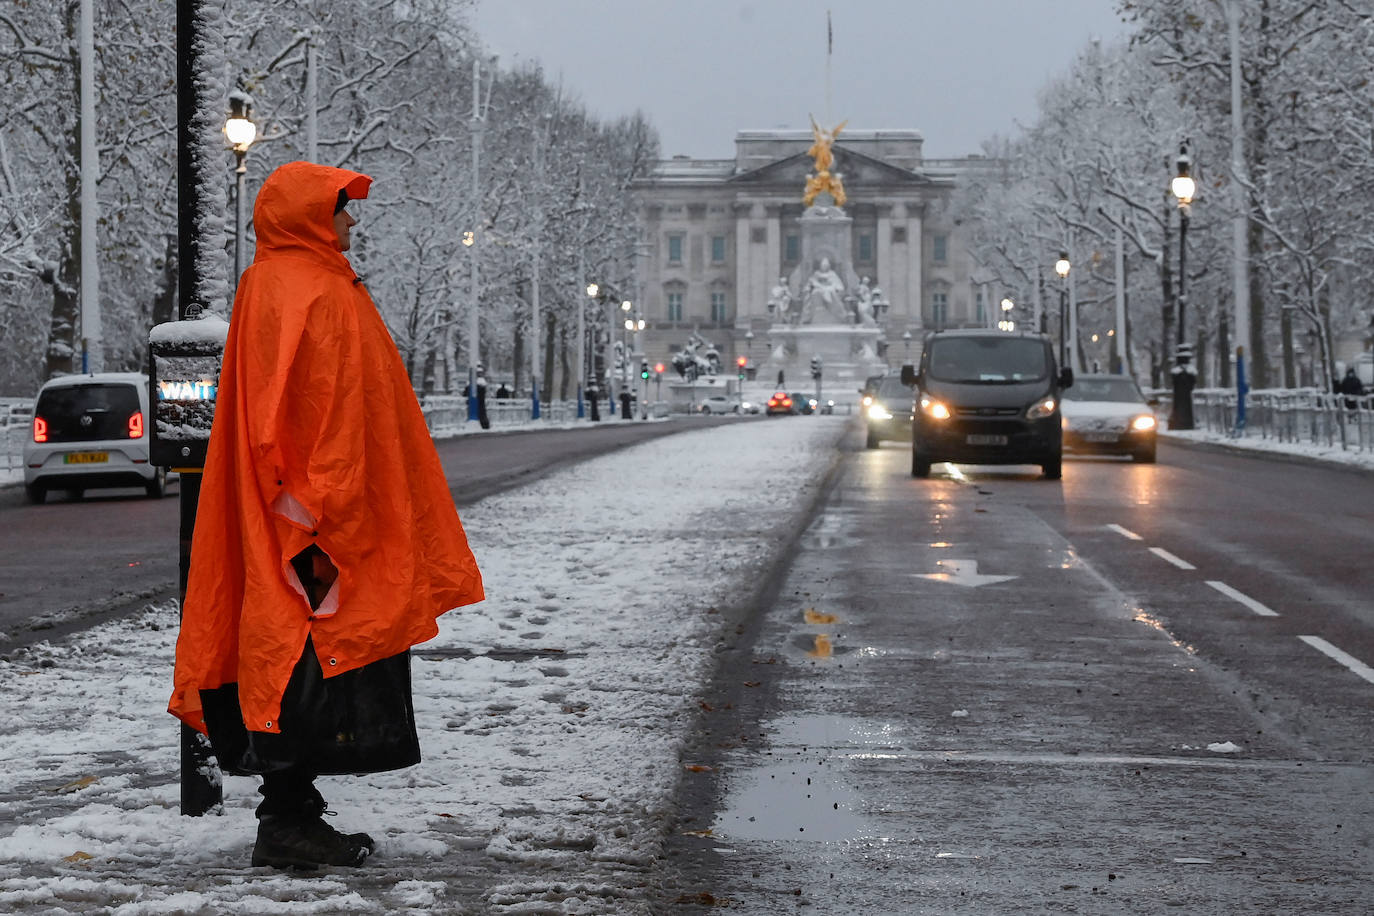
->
[334,207,357,251]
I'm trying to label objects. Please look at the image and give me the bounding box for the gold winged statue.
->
[803,115,847,207]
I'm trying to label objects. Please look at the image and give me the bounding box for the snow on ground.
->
[0,417,847,914]
[1158,426,1374,472]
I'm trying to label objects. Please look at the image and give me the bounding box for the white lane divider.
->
[1106,524,1143,540]
[1149,547,1196,570]
[1205,580,1279,617]
[1298,636,1374,686]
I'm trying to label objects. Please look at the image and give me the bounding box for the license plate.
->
[64,452,108,464]
[965,434,1007,446]
[1084,432,1119,443]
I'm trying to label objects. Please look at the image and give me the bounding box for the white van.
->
[22,372,169,503]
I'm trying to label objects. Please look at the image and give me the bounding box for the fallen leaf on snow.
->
[680,828,714,838]
[684,764,714,772]
[55,776,98,794]
[804,608,838,624]
[63,851,94,863]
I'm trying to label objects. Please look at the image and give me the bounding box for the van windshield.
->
[35,383,140,442]
[927,338,1048,383]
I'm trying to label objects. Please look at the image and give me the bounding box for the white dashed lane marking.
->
[1205,580,1280,617]
[1148,547,1196,570]
[1298,636,1374,686]
[1106,524,1143,540]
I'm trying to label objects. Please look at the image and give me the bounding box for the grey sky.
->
[470,0,1130,160]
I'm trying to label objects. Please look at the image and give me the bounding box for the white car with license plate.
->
[23,372,169,503]
[1059,374,1158,463]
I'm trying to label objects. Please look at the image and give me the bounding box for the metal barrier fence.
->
[1156,387,1374,452]
[420,396,674,434]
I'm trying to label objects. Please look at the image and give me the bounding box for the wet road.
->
[661,437,1374,913]
[0,418,739,652]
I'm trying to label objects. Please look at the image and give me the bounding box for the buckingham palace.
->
[629,128,998,379]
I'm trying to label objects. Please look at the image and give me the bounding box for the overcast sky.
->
[470,0,1131,160]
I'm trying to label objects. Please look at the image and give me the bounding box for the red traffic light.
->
[654,362,665,374]
[736,356,747,367]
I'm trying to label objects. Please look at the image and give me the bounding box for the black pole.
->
[176,0,222,817]
[1170,206,1196,430]
[1058,283,1067,368]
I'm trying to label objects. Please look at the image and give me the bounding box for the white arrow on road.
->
[915,559,1017,588]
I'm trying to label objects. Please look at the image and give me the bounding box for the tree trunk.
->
[541,311,556,403]
[1246,0,1274,389]
[558,322,571,401]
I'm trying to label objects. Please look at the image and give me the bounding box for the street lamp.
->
[224,91,257,290]
[1054,252,1070,368]
[902,329,912,360]
[999,296,1015,332]
[1170,143,1197,429]
[579,282,597,419]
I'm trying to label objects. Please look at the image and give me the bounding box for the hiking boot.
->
[252,814,371,869]
[298,793,376,852]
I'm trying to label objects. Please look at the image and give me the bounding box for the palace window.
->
[933,234,948,264]
[975,289,986,325]
[710,292,727,323]
[667,234,684,264]
[785,234,800,262]
[711,235,727,263]
[931,292,948,329]
[667,291,683,321]
[858,233,873,263]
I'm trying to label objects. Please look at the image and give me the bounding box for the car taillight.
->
[128,411,144,438]
[783,398,793,407]
[33,416,47,443]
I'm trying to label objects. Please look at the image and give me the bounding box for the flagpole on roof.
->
[825,10,833,125]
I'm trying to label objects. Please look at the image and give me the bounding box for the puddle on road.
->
[712,715,898,842]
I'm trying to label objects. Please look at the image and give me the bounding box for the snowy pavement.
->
[0,417,848,914]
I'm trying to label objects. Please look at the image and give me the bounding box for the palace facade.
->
[629,129,998,374]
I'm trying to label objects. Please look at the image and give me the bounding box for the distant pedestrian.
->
[169,162,484,870]
[495,382,510,399]
[1337,368,1364,409]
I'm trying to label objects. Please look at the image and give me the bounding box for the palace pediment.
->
[728,146,930,189]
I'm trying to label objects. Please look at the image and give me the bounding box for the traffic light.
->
[640,360,650,380]
[810,355,823,380]
[736,355,747,381]
[654,362,665,378]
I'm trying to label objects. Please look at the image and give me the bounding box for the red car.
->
[765,391,794,416]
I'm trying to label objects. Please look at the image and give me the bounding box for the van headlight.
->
[920,396,951,420]
[1131,414,1157,431]
[1026,397,1057,419]
[867,404,893,421]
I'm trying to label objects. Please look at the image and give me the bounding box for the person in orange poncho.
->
[169,161,483,869]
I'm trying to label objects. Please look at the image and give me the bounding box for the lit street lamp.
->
[224,92,257,290]
[1054,252,1071,368]
[1170,143,1197,429]
[998,296,1015,332]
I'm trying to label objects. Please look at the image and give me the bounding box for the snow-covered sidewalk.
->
[0,417,848,914]
[1160,426,1374,473]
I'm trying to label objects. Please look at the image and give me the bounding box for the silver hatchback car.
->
[23,372,169,503]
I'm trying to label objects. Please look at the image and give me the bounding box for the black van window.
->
[927,338,1048,383]
[35,383,141,442]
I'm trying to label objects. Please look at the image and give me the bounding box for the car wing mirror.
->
[900,364,917,387]
[1059,367,1074,389]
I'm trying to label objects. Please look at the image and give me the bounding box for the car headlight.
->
[1026,397,1057,419]
[867,404,893,421]
[919,396,951,420]
[1131,414,1157,431]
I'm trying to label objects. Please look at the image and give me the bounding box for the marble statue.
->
[767,277,795,326]
[801,257,847,324]
[854,276,876,327]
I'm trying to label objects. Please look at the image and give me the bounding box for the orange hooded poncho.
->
[170,161,483,736]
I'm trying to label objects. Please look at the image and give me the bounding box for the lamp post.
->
[902,329,912,360]
[224,92,257,291]
[1170,144,1197,429]
[998,296,1015,332]
[1054,252,1071,368]
[579,281,596,419]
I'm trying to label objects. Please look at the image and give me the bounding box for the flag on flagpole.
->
[827,10,833,55]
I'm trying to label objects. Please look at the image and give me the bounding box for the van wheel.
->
[1042,455,1062,480]
[866,430,879,449]
[145,467,167,499]
[65,488,85,500]
[24,483,45,505]
[912,448,932,478]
